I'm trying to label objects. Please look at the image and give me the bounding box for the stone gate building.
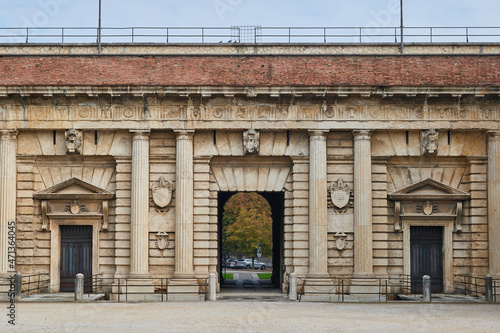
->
[0,43,499,296]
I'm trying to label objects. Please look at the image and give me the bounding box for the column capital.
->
[353,130,373,140]
[487,131,500,142]
[130,130,150,140]
[0,130,17,140]
[308,130,329,138]
[174,129,195,139]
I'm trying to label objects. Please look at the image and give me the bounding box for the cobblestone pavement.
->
[3,302,499,332]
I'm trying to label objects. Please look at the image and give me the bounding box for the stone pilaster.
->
[129,130,150,276]
[0,131,17,274]
[308,130,329,277]
[487,131,500,276]
[353,130,374,277]
[174,130,195,278]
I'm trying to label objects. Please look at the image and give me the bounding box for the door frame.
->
[403,219,453,293]
[50,218,100,293]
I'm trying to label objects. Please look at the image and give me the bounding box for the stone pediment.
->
[388,178,470,232]
[34,178,114,200]
[388,178,470,201]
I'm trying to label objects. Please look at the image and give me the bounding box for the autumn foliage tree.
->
[222,193,272,259]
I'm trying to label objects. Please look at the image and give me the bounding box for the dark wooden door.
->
[60,225,92,292]
[410,226,443,293]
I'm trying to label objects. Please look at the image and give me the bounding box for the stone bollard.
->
[14,272,22,302]
[485,275,493,303]
[208,273,217,301]
[289,272,298,301]
[75,273,84,302]
[422,275,431,302]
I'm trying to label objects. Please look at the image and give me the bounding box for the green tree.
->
[222,193,272,259]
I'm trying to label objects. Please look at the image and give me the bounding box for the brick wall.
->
[0,55,499,87]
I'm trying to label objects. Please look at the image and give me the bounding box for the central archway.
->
[218,191,285,290]
[210,156,292,292]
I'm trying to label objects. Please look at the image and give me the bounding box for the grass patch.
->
[257,273,272,280]
[222,273,233,279]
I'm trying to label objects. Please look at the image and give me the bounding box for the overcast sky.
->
[0,0,498,28]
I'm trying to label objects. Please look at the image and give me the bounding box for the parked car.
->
[222,259,236,268]
[230,259,267,270]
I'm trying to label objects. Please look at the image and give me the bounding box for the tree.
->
[222,193,272,259]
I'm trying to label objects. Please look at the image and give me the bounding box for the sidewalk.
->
[3,302,500,332]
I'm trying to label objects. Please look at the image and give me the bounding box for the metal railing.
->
[22,273,50,296]
[298,276,392,302]
[454,275,499,302]
[82,275,208,302]
[0,26,499,44]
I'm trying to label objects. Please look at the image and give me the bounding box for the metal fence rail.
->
[22,273,50,296]
[455,275,499,302]
[0,26,499,44]
[82,275,209,302]
[298,276,392,302]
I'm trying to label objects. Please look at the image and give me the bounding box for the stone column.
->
[174,130,195,278]
[129,130,150,276]
[353,130,374,277]
[308,130,329,277]
[0,130,17,273]
[487,131,500,276]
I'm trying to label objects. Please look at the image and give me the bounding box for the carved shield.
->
[335,231,347,251]
[152,186,172,208]
[157,237,168,250]
[423,201,433,216]
[331,187,350,209]
[336,238,346,251]
[70,201,81,214]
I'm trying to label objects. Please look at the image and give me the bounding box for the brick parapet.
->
[0,55,499,87]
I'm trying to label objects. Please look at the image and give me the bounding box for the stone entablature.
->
[1,94,499,130]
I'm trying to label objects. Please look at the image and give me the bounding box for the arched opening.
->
[218,191,285,292]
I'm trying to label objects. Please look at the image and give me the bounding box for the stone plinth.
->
[167,279,203,301]
[346,279,383,301]
[300,279,337,302]
[112,278,156,302]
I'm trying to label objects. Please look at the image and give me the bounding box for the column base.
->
[300,276,336,302]
[347,278,383,301]
[167,278,204,301]
[112,275,155,301]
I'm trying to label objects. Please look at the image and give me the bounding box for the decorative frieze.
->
[2,96,500,124]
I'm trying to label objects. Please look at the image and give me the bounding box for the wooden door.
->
[410,226,443,293]
[60,225,92,292]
